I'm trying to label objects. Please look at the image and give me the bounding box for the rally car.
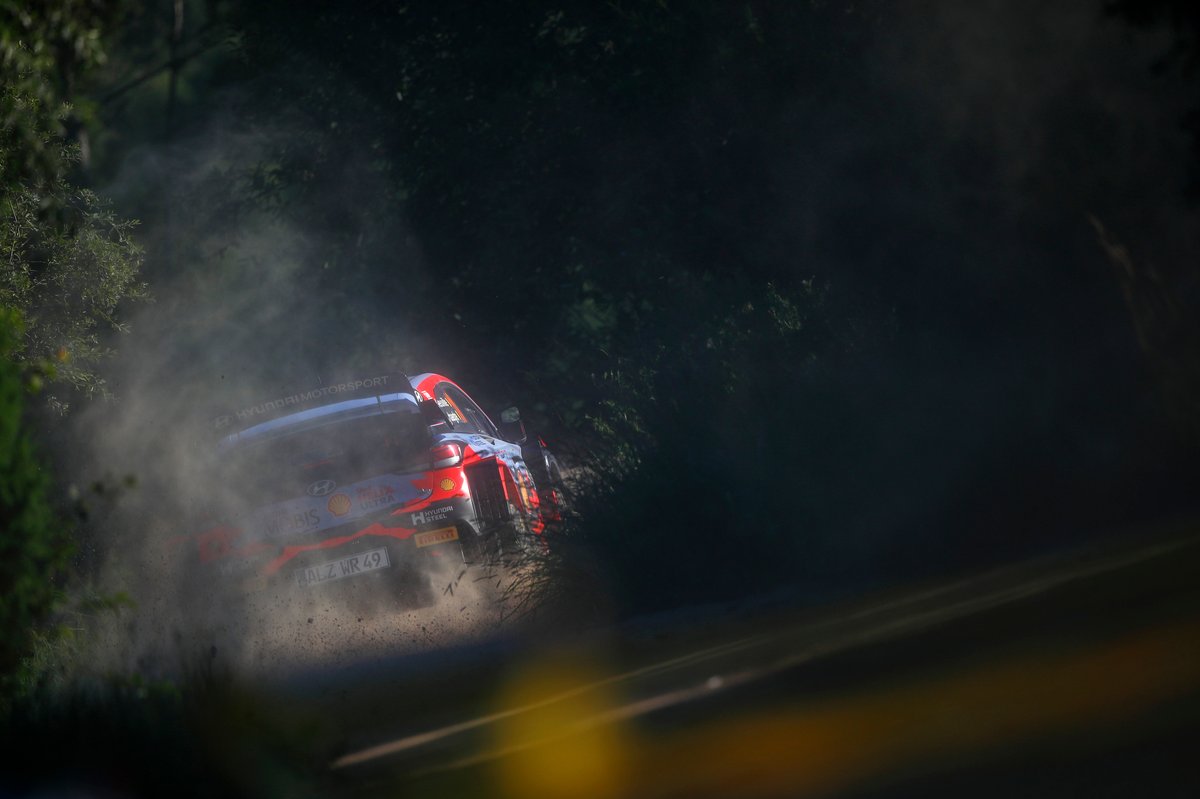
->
[186,372,566,608]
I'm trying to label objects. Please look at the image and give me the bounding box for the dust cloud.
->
[197,557,522,679]
[59,479,539,683]
[48,105,535,685]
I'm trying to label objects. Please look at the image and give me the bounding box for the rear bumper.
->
[186,457,530,596]
[191,491,481,598]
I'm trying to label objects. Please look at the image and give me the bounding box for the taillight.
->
[430,443,462,469]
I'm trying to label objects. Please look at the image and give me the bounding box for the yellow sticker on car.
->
[414,526,460,548]
[327,493,352,516]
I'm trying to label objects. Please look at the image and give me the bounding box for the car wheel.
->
[497,501,542,564]
[545,463,570,518]
[522,438,567,526]
[456,521,491,565]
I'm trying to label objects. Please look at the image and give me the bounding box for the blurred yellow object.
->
[639,617,1200,798]
[492,659,632,799]
[479,618,1200,799]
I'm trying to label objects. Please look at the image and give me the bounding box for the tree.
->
[1,1,145,404]
[0,0,142,691]
[176,1,883,609]
[1107,0,1200,199]
[0,310,69,691]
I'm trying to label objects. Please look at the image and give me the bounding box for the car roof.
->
[408,372,461,400]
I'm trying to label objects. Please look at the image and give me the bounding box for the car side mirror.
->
[498,406,527,444]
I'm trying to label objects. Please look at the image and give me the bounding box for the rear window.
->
[222,411,432,504]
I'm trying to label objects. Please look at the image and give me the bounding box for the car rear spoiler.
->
[207,371,419,435]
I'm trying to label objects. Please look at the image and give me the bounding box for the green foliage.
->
[1,1,144,403]
[1,179,146,400]
[0,1,140,696]
[12,585,132,697]
[1,0,117,189]
[1106,0,1200,200]
[1,175,145,392]
[0,310,72,693]
[146,1,885,610]
[210,0,874,409]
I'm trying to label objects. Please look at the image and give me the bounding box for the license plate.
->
[295,546,390,587]
[413,526,460,548]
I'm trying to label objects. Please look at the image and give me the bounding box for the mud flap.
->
[465,460,511,525]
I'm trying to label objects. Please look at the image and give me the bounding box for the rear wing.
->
[209,372,415,435]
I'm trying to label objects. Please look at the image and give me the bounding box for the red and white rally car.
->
[187,372,566,606]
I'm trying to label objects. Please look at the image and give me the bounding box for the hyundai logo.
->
[306,479,337,497]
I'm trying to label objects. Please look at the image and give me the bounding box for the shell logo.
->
[327,493,352,516]
[439,477,455,491]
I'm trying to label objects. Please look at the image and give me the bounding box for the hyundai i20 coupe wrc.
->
[187,372,566,607]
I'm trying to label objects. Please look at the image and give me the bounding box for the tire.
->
[497,501,541,563]
[522,438,567,525]
[456,520,491,565]
[545,463,570,516]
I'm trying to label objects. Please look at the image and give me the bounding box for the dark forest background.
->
[4,0,1200,689]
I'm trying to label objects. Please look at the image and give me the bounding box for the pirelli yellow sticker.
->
[414,526,460,548]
